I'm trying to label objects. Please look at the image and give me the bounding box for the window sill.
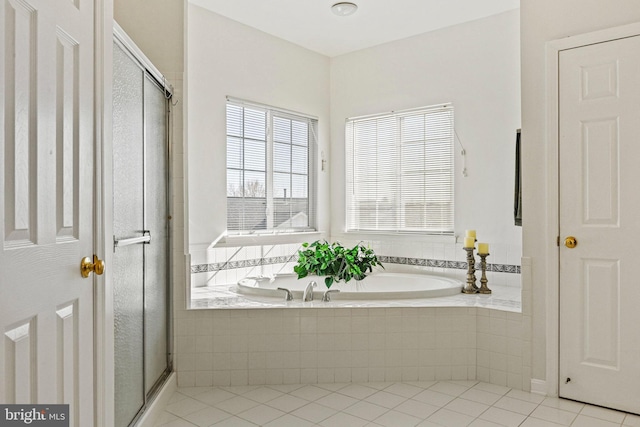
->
[216,231,325,247]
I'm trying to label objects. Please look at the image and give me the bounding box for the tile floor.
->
[153,381,639,427]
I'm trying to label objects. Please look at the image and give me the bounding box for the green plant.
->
[293,240,383,289]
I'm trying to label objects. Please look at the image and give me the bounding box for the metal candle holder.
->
[478,253,492,294]
[462,247,478,294]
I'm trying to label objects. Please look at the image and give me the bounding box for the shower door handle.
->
[114,231,151,249]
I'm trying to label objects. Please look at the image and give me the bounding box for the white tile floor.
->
[153,381,640,427]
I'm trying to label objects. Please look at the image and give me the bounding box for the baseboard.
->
[530,379,547,396]
[135,372,177,427]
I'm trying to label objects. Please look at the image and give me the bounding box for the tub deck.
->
[236,272,463,300]
[190,279,522,313]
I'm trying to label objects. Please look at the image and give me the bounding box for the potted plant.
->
[293,240,383,288]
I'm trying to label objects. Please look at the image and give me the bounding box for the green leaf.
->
[293,240,383,287]
[325,276,334,288]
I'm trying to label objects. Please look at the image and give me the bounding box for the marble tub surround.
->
[189,240,521,289]
[189,282,521,312]
[188,240,522,310]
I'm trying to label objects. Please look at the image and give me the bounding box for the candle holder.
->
[462,247,478,294]
[478,253,491,294]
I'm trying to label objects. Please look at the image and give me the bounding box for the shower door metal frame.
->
[113,22,174,426]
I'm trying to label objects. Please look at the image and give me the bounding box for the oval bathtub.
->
[236,272,462,300]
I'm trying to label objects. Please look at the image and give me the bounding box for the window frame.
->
[344,103,455,235]
[226,98,318,236]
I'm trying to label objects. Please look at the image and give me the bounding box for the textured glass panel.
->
[113,246,144,427]
[144,77,168,395]
[112,42,144,427]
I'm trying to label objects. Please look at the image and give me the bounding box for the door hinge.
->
[557,236,560,247]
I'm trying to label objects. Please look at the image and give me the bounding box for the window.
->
[345,104,454,234]
[226,99,317,234]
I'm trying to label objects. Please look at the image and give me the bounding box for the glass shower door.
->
[143,75,169,396]
[113,42,145,427]
[112,40,171,427]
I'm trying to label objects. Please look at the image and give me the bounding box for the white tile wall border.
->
[191,254,521,275]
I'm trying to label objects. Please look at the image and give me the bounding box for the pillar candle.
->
[465,229,476,239]
[464,237,475,248]
[478,243,489,254]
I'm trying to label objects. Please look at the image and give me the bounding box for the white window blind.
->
[226,99,317,234]
[345,104,454,234]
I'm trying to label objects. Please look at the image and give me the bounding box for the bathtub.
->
[235,272,462,300]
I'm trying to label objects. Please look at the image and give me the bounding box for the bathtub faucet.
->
[303,281,317,301]
[276,287,293,301]
[322,289,340,302]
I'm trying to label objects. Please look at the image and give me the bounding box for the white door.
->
[559,35,640,414]
[0,0,97,425]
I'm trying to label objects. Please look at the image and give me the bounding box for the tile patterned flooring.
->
[153,381,639,427]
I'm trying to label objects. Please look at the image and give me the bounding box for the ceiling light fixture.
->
[331,2,358,17]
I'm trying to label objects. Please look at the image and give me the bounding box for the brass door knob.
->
[564,236,578,248]
[81,255,105,278]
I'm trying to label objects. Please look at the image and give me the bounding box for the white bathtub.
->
[236,272,462,300]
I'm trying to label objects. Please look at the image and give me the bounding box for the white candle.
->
[478,243,489,254]
[464,237,475,248]
[465,229,476,239]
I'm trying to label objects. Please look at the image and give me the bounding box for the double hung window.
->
[226,99,317,234]
[345,104,454,234]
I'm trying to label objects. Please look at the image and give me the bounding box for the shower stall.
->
[112,25,172,427]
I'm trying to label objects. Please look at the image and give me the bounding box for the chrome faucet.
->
[322,289,340,302]
[303,281,317,301]
[277,287,293,301]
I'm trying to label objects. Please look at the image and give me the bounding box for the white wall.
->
[187,5,331,249]
[330,10,522,264]
[520,0,640,384]
[114,0,184,78]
